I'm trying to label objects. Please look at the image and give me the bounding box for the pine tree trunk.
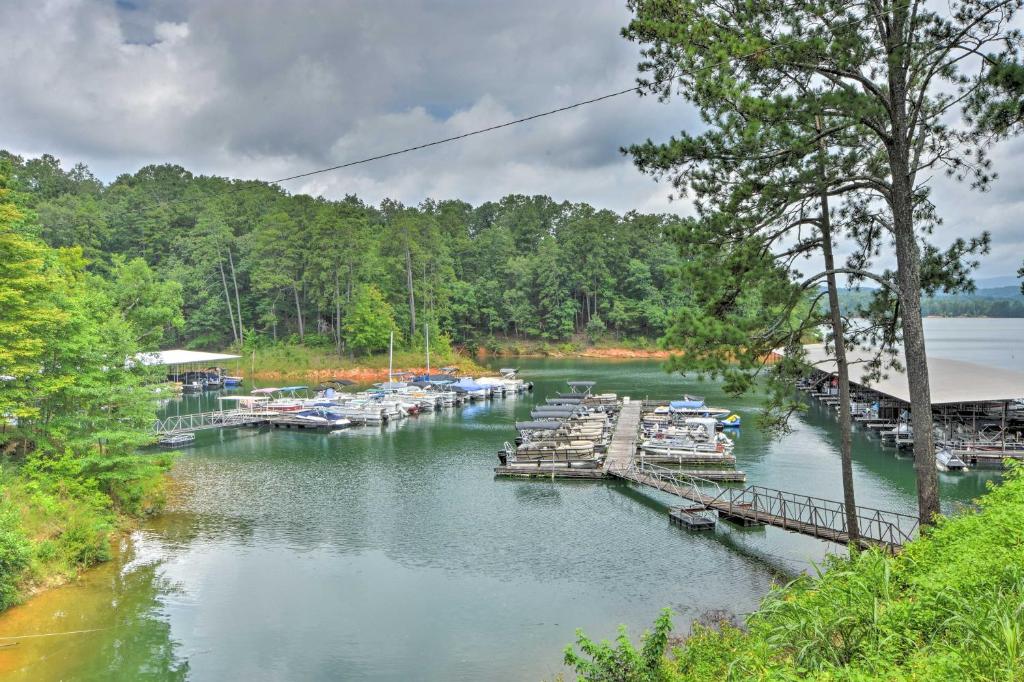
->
[293,285,305,340]
[405,245,417,339]
[228,248,244,344]
[819,191,860,541]
[886,27,940,526]
[816,116,859,541]
[218,256,239,343]
[334,269,342,354]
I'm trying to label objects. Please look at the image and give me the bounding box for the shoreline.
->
[236,345,675,382]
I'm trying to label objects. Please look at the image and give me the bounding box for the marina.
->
[495,377,918,550]
[0,350,1008,681]
[796,344,1024,468]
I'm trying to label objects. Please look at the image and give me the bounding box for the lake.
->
[0,318,1020,680]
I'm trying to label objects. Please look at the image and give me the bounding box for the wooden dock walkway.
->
[604,399,642,474]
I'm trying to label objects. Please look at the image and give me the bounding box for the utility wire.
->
[267,85,647,185]
[260,38,789,187]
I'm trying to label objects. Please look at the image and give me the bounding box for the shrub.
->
[0,507,31,609]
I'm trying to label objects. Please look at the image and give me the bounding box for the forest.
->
[0,151,686,355]
[838,287,1024,318]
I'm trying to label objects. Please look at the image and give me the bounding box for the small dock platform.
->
[677,469,746,482]
[669,506,715,531]
[638,453,737,466]
[493,466,607,479]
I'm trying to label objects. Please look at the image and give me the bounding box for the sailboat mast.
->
[388,330,394,387]
[425,323,430,376]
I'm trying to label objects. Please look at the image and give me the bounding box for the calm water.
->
[1,318,1020,680]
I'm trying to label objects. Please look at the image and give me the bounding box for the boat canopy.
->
[515,420,563,431]
[218,395,269,402]
[567,381,596,387]
[376,381,408,390]
[250,387,280,395]
[453,378,485,391]
[670,399,706,410]
[499,368,518,374]
[411,374,454,383]
[547,397,582,404]
[531,409,578,417]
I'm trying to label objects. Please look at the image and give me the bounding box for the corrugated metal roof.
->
[802,343,1024,404]
[136,350,241,366]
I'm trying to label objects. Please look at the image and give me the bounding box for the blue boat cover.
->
[670,399,705,409]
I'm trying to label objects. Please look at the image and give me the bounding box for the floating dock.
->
[669,506,715,530]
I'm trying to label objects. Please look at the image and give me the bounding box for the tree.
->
[103,256,184,347]
[343,285,397,356]
[244,210,308,340]
[0,164,66,434]
[623,0,1021,526]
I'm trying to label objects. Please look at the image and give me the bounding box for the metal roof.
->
[802,344,1024,404]
[136,350,241,367]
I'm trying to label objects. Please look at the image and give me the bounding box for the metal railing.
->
[153,409,272,435]
[624,457,918,549]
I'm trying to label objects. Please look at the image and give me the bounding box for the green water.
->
[0,320,1017,680]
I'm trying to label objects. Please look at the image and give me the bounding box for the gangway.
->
[615,459,918,551]
[152,408,271,436]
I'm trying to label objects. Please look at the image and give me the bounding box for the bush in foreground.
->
[565,463,1024,680]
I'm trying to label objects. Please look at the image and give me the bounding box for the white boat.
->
[668,396,731,419]
[936,448,968,471]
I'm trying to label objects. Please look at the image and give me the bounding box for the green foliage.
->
[566,464,1024,681]
[0,163,174,607]
[343,285,397,355]
[564,608,674,682]
[0,506,31,610]
[2,153,688,349]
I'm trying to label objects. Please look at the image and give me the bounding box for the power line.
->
[266,84,647,185]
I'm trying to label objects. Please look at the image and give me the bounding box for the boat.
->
[292,408,352,428]
[668,396,731,419]
[936,448,968,471]
[719,413,742,428]
[223,375,244,387]
[251,386,306,412]
[452,378,488,400]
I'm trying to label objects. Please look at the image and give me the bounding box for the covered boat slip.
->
[799,344,1024,461]
[134,349,243,391]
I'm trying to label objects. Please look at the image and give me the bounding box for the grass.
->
[565,462,1024,681]
[0,452,171,609]
[479,334,666,357]
[232,343,490,381]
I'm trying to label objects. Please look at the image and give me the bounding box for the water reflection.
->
[0,537,188,681]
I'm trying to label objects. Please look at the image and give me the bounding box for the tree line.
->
[0,160,175,607]
[0,151,686,355]
[839,288,1024,318]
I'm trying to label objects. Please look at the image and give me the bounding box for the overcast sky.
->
[1,0,1021,282]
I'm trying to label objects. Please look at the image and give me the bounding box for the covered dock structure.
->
[800,344,1024,462]
[134,349,242,392]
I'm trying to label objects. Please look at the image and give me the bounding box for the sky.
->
[1,0,1021,282]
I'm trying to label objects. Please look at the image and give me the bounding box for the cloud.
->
[0,0,1019,278]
